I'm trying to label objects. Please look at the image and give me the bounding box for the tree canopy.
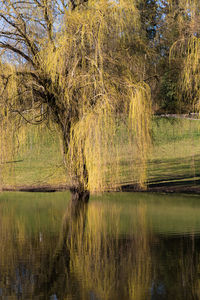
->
[1,0,200,196]
[0,0,152,194]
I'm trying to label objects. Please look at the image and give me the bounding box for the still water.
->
[0,191,200,299]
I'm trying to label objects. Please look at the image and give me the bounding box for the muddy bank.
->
[1,184,69,193]
[121,179,200,194]
[2,180,200,194]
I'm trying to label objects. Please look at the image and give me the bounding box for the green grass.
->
[3,126,67,187]
[3,117,200,189]
[148,117,200,185]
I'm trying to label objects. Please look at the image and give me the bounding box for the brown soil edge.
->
[122,184,200,194]
[1,182,200,194]
[1,184,69,193]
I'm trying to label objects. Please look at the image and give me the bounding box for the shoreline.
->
[1,181,200,194]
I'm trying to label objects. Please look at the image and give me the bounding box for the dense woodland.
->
[0,0,200,198]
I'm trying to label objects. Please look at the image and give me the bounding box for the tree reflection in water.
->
[1,198,200,299]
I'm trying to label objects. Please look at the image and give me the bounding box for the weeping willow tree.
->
[172,35,200,112]
[0,61,26,189]
[169,0,200,111]
[0,0,152,198]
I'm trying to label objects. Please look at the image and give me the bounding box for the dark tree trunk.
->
[69,186,90,204]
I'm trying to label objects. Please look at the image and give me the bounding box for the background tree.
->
[0,0,152,199]
[151,0,200,113]
[169,0,200,112]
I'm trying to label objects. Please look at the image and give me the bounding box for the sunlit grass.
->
[3,126,66,187]
[148,117,200,184]
[3,117,200,189]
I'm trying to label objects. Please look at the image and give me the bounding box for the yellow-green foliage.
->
[0,60,50,187]
[129,83,151,188]
[0,62,19,187]
[181,36,200,111]
[169,0,200,111]
[170,36,200,111]
[40,0,152,192]
[168,0,199,13]
[0,0,152,192]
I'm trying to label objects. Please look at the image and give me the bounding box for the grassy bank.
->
[2,117,200,190]
[148,117,200,186]
[2,126,66,188]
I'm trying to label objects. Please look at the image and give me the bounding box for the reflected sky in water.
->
[0,191,200,299]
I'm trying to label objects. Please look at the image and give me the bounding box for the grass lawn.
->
[2,117,200,189]
[148,117,200,186]
[2,126,66,187]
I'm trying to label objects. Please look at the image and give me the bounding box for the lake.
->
[0,191,200,299]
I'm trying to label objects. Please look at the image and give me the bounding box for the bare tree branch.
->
[0,42,35,65]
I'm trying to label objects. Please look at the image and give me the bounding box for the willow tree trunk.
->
[62,131,90,203]
[69,186,90,204]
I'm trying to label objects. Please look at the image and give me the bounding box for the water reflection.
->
[1,194,200,299]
